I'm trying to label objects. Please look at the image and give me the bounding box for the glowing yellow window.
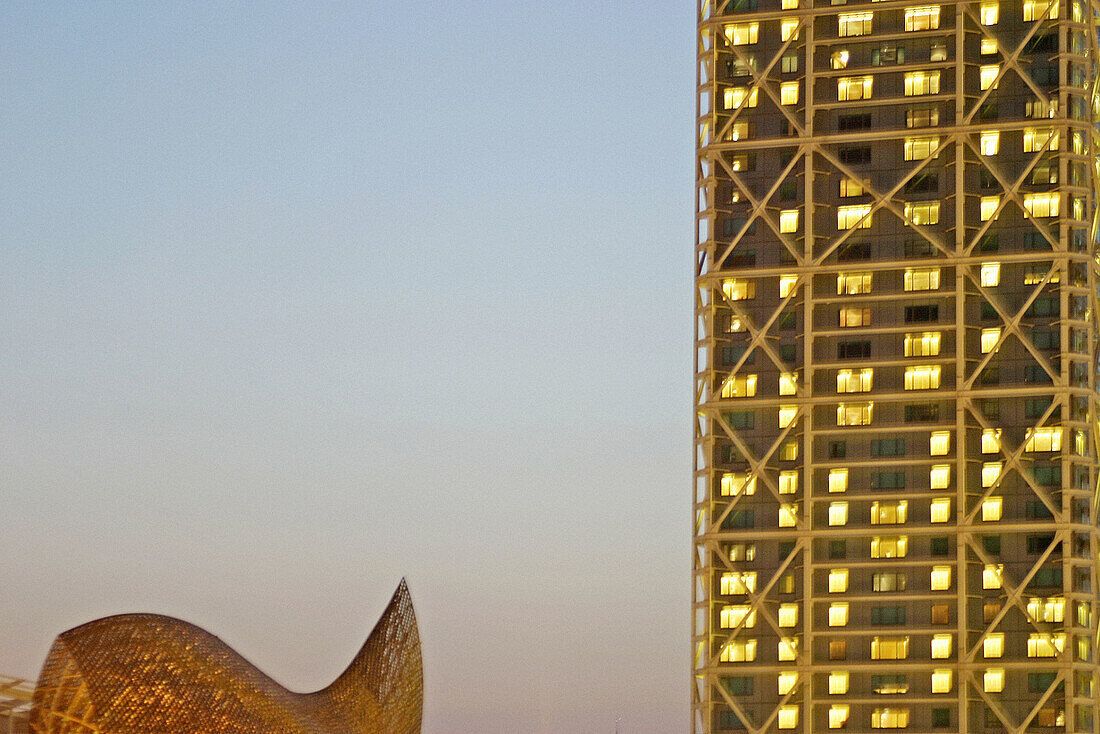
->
[720,639,757,662]
[780,442,798,464]
[722,571,757,594]
[982,496,1003,520]
[904,70,941,96]
[980,261,1000,286]
[779,603,799,627]
[722,278,755,300]
[930,498,951,523]
[837,402,873,426]
[721,472,757,496]
[931,633,952,659]
[724,22,760,45]
[1024,127,1059,152]
[829,501,849,526]
[783,0,799,7]
[778,671,798,695]
[903,136,940,160]
[984,668,1005,692]
[930,431,950,455]
[1035,597,1066,622]
[831,49,850,69]
[721,605,756,628]
[839,306,871,327]
[904,267,940,291]
[780,81,799,105]
[837,76,873,101]
[837,368,873,393]
[871,636,909,660]
[778,638,798,661]
[1025,192,1060,217]
[984,633,1005,658]
[981,328,1001,354]
[829,602,849,626]
[829,468,849,493]
[871,501,907,525]
[778,705,798,729]
[837,271,872,294]
[829,705,850,729]
[837,204,872,229]
[1024,0,1058,20]
[729,543,754,561]
[931,565,952,590]
[980,64,1000,90]
[980,195,1000,221]
[1028,633,1065,657]
[981,37,998,54]
[981,463,1002,489]
[905,332,940,357]
[905,365,941,390]
[779,209,799,233]
[781,18,800,40]
[829,568,849,592]
[872,708,910,729]
[932,669,953,693]
[779,503,799,528]
[983,564,1004,589]
[779,405,798,428]
[981,428,1001,453]
[1025,427,1062,452]
[727,121,750,141]
[981,1,1000,22]
[725,86,759,110]
[839,12,873,36]
[721,374,757,398]
[829,671,849,694]
[905,5,941,29]
[839,177,863,196]
[779,470,799,494]
[980,130,1000,155]
[905,201,940,225]
[779,274,798,298]
[871,535,908,558]
[930,464,951,488]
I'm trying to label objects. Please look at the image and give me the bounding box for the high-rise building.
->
[693,0,1100,730]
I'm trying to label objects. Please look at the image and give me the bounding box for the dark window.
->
[779,312,796,330]
[717,711,748,731]
[871,606,906,624]
[828,540,847,559]
[721,346,753,366]
[838,146,872,164]
[932,709,951,728]
[779,180,797,200]
[1024,365,1054,384]
[871,439,906,457]
[1033,464,1061,486]
[727,251,756,267]
[1028,534,1056,554]
[723,510,755,529]
[779,540,796,558]
[872,674,908,693]
[838,113,872,131]
[905,403,939,422]
[977,233,999,252]
[724,218,757,237]
[829,640,847,660]
[1026,297,1059,317]
[979,168,998,188]
[1032,330,1060,350]
[829,440,847,458]
[1026,500,1056,519]
[978,366,1000,385]
[1030,63,1059,86]
[930,537,949,556]
[838,242,872,261]
[837,340,871,359]
[904,239,935,258]
[905,304,939,322]
[725,411,755,430]
[779,343,797,361]
[978,101,998,120]
[1030,567,1063,587]
[931,604,949,624]
[983,535,1001,554]
[1025,397,1054,418]
[904,173,938,193]
[1029,672,1058,692]
[1026,32,1058,52]
[981,302,997,319]
[872,471,906,490]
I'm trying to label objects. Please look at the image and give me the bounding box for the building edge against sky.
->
[693,0,1100,731]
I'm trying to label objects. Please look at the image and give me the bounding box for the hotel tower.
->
[693,0,1100,730]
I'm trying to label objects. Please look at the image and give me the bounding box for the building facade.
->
[693,0,1100,730]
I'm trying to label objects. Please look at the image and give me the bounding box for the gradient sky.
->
[0,3,693,732]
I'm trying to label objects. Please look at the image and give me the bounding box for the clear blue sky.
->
[0,3,693,732]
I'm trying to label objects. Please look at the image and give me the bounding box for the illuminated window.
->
[829,705,850,729]
[930,431,950,455]
[779,405,798,428]
[931,565,952,590]
[780,209,799,232]
[981,428,1001,453]
[905,5,940,29]
[985,633,1005,658]
[778,638,798,661]
[905,332,940,356]
[779,470,799,495]
[904,136,940,160]
[831,50,850,69]
[1028,633,1066,658]
[729,543,754,561]
[839,12,873,35]
[980,130,1000,155]
[837,204,872,229]
[980,261,1000,286]
[872,708,910,729]
[724,86,759,110]
[780,81,799,105]
[837,402,873,425]
[930,464,951,488]
[871,501,908,525]
[980,195,1000,221]
[932,669,953,693]
[830,568,849,592]
[871,535,908,558]
[829,468,849,493]
[724,23,759,45]
[778,275,798,299]
[981,328,1001,354]
[721,472,757,496]
[1025,427,1062,452]
[721,374,757,398]
[780,503,799,527]
[781,18,800,40]
[829,602,849,626]
[1030,597,1065,622]
[780,440,797,460]
[721,639,757,662]
[904,267,940,291]
[829,501,849,526]
[981,463,1002,489]
[904,70,941,96]
[778,705,798,729]
[1024,0,1058,20]
[980,64,1000,90]
[829,671,849,694]
[1025,192,1061,217]
[871,636,909,660]
[837,271,872,294]
[728,121,751,141]
[778,671,798,695]
[779,603,799,627]
[983,496,1003,521]
[905,201,940,225]
[1024,127,1059,152]
[931,634,952,659]
[981,37,998,54]
[782,0,799,8]
[721,572,757,594]
[985,668,1005,692]
[930,498,951,523]
[722,279,755,300]
[721,605,757,628]
[839,177,863,196]
[838,76,873,101]
[839,306,871,327]
[837,368,873,393]
[779,373,798,396]
[981,1,1000,22]
[905,365,941,390]
[983,564,1004,590]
